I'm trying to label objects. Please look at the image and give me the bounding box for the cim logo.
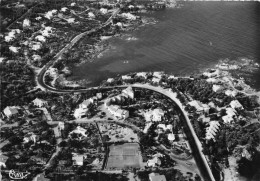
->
[9,170,30,180]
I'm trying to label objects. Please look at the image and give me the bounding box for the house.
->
[23,19,30,27]
[153,72,163,79]
[136,72,147,79]
[122,75,132,80]
[35,35,46,42]
[147,156,161,167]
[157,124,172,131]
[96,92,102,99]
[212,85,223,92]
[144,109,164,122]
[222,108,237,124]
[168,133,175,141]
[168,75,175,80]
[225,90,237,97]
[88,12,95,18]
[230,100,243,110]
[100,8,108,14]
[107,105,129,119]
[0,154,8,168]
[72,155,86,166]
[33,173,50,181]
[23,133,37,144]
[188,100,210,113]
[33,98,48,108]
[46,67,58,77]
[53,127,61,138]
[206,78,218,83]
[121,13,136,20]
[74,107,88,119]
[74,98,94,118]
[151,77,160,84]
[205,121,220,141]
[58,122,64,130]
[61,7,68,12]
[149,173,166,181]
[143,122,153,133]
[107,78,114,83]
[122,86,134,99]
[69,126,88,140]
[80,99,94,109]
[9,46,19,53]
[3,106,19,118]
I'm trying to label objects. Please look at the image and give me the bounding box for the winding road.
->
[32,7,215,181]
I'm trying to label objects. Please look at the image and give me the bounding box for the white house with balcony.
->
[205,121,220,141]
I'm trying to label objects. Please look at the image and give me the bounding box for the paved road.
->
[31,6,215,181]
[36,8,120,93]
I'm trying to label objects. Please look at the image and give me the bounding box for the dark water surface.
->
[70,2,260,89]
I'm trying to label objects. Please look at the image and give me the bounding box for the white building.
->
[74,107,88,119]
[144,109,164,122]
[121,13,136,20]
[41,26,53,37]
[230,100,243,110]
[107,78,114,83]
[157,124,172,131]
[153,72,163,79]
[88,12,95,18]
[9,46,19,53]
[147,154,162,167]
[30,41,42,51]
[188,100,210,113]
[96,93,102,99]
[46,67,58,77]
[35,16,42,21]
[58,122,65,130]
[151,77,160,84]
[212,84,223,92]
[100,8,108,14]
[225,90,238,97]
[23,19,30,27]
[149,173,166,181]
[168,133,175,141]
[32,54,41,62]
[143,122,153,133]
[107,105,129,119]
[61,7,68,12]
[5,29,21,42]
[205,121,220,141]
[206,78,218,83]
[72,154,86,166]
[222,107,237,124]
[69,126,88,140]
[35,35,46,42]
[44,10,57,19]
[122,75,132,80]
[23,133,37,144]
[32,98,48,108]
[122,86,134,99]
[3,106,19,118]
[136,72,147,79]
[168,75,176,80]
[80,98,94,109]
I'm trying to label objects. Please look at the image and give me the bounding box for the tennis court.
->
[106,143,142,169]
